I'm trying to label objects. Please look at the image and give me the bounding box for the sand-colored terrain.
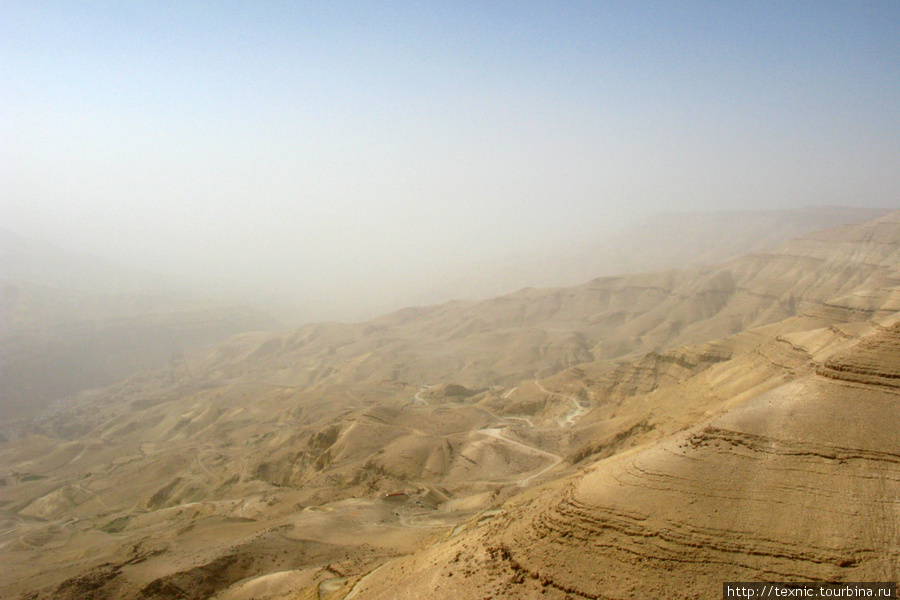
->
[2,212,900,599]
[350,319,900,598]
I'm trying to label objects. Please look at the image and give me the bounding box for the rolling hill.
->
[1,209,899,599]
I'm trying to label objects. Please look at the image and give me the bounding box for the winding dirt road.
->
[476,427,563,487]
[533,381,588,426]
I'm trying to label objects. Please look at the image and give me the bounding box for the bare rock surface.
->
[2,211,900,599]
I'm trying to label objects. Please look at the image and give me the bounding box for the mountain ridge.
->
[155,210,900,395]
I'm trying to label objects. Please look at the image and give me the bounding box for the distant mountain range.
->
[0,228,279,421]
[405,205,892,307]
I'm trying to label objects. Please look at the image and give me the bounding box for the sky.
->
[2,1,899,320]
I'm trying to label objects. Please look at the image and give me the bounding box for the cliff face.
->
[350,316,900,600]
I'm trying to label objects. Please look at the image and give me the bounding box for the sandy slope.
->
[349,318,900,599]
[2,211,900,599]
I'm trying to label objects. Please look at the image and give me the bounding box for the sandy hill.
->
[1,210,899,599]
[165,211,900,392]
[350,314,900,599]
[406,205,893,306]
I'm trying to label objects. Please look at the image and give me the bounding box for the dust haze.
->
[4,3,899,322]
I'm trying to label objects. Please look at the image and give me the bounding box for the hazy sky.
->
[3,2,899,319]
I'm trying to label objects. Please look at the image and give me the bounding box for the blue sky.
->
[2,2,899,318]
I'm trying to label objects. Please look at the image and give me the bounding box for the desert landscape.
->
[2,210,900,599]
[4,3,898,598]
